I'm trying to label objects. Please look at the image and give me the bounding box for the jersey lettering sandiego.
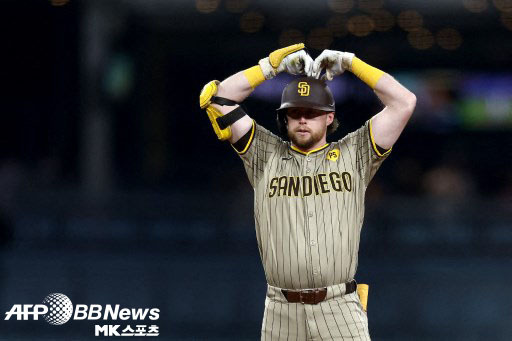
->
[233,119,390,289]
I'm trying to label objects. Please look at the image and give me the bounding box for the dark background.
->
[0,0,511,339]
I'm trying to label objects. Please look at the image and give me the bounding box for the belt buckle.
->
[300,289,316,304]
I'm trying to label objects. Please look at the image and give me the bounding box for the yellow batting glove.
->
[259,43,310,79]
[243,43,310,88]
[357,284,369,312]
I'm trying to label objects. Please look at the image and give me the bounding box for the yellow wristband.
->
[243,65,266,89]
[351,57,385,89]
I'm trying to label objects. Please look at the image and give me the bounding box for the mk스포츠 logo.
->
[4,293,160,337]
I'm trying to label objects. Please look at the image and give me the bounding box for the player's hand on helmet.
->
[311,49,354,81]
[276,50,313,76]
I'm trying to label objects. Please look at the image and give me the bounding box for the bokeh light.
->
[327,15,348,37]
[500,11,512,29]
[371,10,395,32]
[358,0,384,12]
[408,28,434,50]
[240,11,265,33]
[493,0,512,12]
[327,0,354,14]
[307,28,334,50]
[347,15,375,37]
[436,28,463,50]
[50,0,69,6]
[279,29,306,47]
[397,10,423,32]
[195,0,220,14]
[225,0,250,13]
[462,0,488,13]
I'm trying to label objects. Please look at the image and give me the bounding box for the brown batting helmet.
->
[276,77,339,136]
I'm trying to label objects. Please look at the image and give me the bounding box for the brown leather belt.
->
[281,280,357,305]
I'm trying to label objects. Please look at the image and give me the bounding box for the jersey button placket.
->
[305,155,320,285]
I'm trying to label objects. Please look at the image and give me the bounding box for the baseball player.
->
[200,44,416,340]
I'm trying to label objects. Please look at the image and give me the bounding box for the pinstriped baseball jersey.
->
[234,118,390,290]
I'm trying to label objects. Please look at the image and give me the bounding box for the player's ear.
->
[326,112,334,125]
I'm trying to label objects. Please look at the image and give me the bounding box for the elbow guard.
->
[199,80,247,141]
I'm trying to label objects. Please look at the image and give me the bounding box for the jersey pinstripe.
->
[234,118,390,290]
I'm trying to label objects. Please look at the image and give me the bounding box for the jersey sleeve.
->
[231,120,284,187]
[344,118,392,187]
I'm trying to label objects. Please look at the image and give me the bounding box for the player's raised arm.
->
[311,50,416,150]
[199,44,313,144]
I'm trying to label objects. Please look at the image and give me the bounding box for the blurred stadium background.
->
[0,0,511,339]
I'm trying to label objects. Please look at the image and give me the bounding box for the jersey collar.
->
[289,143,330,156]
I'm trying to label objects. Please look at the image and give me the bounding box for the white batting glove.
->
[277,50,314,76]
[260,50,313,79]
[310,49,354,81]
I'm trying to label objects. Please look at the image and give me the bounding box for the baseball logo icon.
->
[42,293,73,325]
[297,81,310,96]
[327,149,340,161]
